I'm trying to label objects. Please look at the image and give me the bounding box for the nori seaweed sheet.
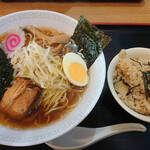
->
[0,48,14,100]
[71,16,111,68]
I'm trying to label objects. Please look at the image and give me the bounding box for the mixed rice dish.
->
[113,50,150,116]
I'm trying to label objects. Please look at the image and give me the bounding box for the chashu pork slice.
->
[0,77,41,120]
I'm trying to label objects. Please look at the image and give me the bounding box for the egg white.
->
[63,52,88,86]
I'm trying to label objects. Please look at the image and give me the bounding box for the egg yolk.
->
[68,62,86,83]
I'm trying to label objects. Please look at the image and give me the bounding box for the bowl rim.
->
[107,47,150,122]
[0,9,77,23]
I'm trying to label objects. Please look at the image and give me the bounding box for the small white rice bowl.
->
[0,10,106,146]
[108,47,150,123]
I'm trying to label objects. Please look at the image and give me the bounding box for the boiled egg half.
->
[63,52,88,86]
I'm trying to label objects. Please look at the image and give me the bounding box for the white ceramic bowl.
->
[0,10,106,146]
[107,47,150,123]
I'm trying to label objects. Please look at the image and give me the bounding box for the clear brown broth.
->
[0,89,84,129]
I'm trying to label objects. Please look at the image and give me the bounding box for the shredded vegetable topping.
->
[11,40,70,89]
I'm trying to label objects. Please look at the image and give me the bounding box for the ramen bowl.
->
[107,47,150,123]
[0,10,106,146]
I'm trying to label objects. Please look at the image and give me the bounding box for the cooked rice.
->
[113,50,150,116]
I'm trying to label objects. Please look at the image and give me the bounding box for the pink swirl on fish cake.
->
[5,34,21,52]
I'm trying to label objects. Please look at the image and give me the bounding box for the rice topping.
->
[113,50,150,116]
